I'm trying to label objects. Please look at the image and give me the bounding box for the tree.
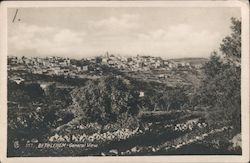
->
[196,17,241,133]
[71,75,140,132]
[220,17,241,64]
[8,81,73,145]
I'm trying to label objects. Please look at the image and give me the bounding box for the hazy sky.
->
[8,7,240,59]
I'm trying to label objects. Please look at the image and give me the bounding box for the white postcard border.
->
[0,1,249,163]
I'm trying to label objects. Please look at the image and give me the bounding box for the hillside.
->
[168,57,209,64]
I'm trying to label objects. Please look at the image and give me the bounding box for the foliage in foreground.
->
[193,17,241,134]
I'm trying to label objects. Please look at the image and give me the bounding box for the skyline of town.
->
[8,52,207,83]
[8,52,210,60]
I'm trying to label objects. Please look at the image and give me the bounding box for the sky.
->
[7,7,240,59]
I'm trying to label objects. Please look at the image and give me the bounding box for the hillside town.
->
[8,52,207,85]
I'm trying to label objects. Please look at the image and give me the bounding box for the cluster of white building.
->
[99,52,176,72]
[8,56,88,77]
[95,52,205,72]
[8,54,205,79]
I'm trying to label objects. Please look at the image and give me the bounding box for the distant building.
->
[82,65,88,71]
[76,66,81,71]
[105,52,110,58]
[158,74,165,79]
[108,60,116,66]
[42,61,50,66]
[65,59,70,66]
[102,58,108,64]
[192,63,203,69]
[33,69,43,74]
[139,91,145,97]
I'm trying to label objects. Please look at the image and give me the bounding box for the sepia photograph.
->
[0,1,249,163]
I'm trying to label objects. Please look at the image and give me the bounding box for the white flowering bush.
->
[49,128,139,144]
[172,118,207,132]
